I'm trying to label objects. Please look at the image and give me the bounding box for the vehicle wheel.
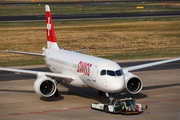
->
[104,106,109,113]
[54,89,59,97]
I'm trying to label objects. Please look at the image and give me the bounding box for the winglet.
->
[45,5,50,12]
[45,5,59,50]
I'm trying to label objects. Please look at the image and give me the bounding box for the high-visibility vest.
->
[122,105,125,110]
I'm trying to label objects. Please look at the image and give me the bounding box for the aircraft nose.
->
[107,76,125,93]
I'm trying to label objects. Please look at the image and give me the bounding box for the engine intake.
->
[40,80,55,95]
[34,75,56,97]
[125,72,143,94]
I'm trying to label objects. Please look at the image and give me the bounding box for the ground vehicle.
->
[91,98,146,114]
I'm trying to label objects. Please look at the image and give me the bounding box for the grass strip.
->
[0,2,180,16]
[0,17,180,66]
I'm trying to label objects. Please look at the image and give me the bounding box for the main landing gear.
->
[53,79,62,97]
[54,88,59,97]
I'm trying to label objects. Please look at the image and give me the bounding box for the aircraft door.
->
[92,65,99,83]
[92,65,107,89]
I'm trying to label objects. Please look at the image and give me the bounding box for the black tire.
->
[104,106,109,113]
[54,89,59,97]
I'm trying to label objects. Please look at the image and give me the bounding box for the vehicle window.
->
[100,70,106,76]
[115,69,123,76]
[107,70,116,76]
[125,100,135,107]
[115,101,120,107]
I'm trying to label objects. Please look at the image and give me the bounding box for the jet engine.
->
[124,72,143,94]
[34,75,56,97]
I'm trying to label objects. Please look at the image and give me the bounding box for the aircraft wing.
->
[5,50,44,57]
[122,57,180,72]
[0,67,74,81]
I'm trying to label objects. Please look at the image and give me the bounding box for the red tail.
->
[45,5,56,42]
[45,5,59,49]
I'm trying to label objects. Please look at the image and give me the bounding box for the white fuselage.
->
[44,48,125,93]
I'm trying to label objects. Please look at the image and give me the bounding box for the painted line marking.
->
[1,98,180,117]
[140,98,180,104]
[0,106,89,118]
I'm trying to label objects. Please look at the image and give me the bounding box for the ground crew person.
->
[122,104,125,112]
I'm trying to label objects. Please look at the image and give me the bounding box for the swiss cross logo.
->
[47,17,51,36]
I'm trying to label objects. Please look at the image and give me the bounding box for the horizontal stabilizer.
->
[74,48,89,53]
[5,50,44,57]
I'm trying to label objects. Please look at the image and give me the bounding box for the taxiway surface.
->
[0,60,180,120]
[1,11,180,22]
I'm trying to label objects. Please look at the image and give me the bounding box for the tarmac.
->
[0,60,180,120]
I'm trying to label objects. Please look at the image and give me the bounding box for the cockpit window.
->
[107,70,116,76]
[100,69,124,77]
[100,70,106,76]
[115,69,124,76]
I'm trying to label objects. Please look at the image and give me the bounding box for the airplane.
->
[0,5,180,100]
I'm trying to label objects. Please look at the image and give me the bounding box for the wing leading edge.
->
[0,67,74,81]
[123,57,180,72]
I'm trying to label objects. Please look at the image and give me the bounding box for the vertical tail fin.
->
[45,5,59,50]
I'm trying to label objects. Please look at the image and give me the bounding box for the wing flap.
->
[123,57,180,72]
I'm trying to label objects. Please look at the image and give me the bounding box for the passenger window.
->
[100,70,106,76]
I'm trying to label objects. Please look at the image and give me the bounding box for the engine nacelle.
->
[124,72,143,94]
[34,75,56,97]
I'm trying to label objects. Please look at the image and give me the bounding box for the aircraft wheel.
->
[54,89,59,97]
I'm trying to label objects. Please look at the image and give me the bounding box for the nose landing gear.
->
[106,93,117,105]
[98,91,117,104]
